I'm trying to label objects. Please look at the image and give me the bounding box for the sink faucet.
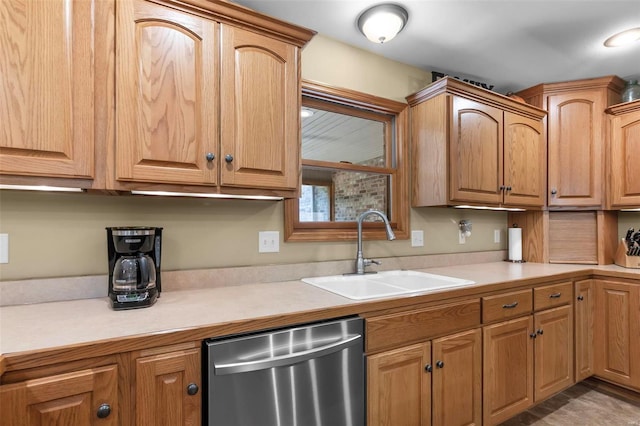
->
[354,210,396,275]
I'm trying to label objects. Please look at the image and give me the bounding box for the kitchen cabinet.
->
[594,279,640,390]
[517,75,625,208]
[368,342,431,426]
[135,348,201,426]
[366,300,482,426]
[114,0,309,196]
[0,0,101,183]
[575,279,594,381]
[605,99,640,208]
[408,77,546,208]
[367,329,482,426]
[0,365,119,426]
[482,282,574,425]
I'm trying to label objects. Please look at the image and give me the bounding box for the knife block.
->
[614,240,640,269]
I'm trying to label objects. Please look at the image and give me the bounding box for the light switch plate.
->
[0,234,8,264]
[258,231,279,253]
[411,230,424,247]
[494,229,501,243]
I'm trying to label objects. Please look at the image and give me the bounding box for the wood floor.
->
[500,381,640,425]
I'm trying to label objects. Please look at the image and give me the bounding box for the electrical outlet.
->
[258,231,279,253]
[411,230,424,247]
[458,230,466,244]
[0,234,7,264]
[494,229,501,243]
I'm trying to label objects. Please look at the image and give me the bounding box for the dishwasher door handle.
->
[213,334,362,375]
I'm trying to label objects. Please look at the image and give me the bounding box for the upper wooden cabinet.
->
[606,99,640,208]
[0,0,97,182]
[518,75,625,208]
[116,0,218,186]
[113,0,313,196]
[408,77,546,208]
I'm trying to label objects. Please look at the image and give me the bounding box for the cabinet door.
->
[594,280,640,389]
[503,112,545,207]
[135,348,201,426]
[0,365,118,426]
[450,97,503,205]
[0,0,94,178]
[483,316,534,426]
[368,342,431,426]
[220,25,299,190]
[534,305,574,401]
[609,110,640,207]
[432,329,481,426]
[547,90,605,207]
[575,279,594,381]
[116,0,218,185]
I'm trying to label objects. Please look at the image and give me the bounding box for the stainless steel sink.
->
[301,270,475,300]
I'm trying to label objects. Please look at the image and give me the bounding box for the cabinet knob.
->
[537,329,544,335]
[436,360,444,369]
[506,186,512,191]
[205,152,215,162]
[499,185,506,191]
[96,403,111,419]
[529,332,537,339]
[187,383,199,395]
[225,154,234,163]
[425,364,432,373]
[577,295,584,301]
[550,188,558,195]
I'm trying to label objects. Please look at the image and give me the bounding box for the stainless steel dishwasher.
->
[204,316,365,426]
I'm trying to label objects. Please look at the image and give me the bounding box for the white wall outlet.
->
[258,231,280,253]
[0,234,8,264]
[411,230,424,247]
[494,229,501,244]
[458,230,466,244]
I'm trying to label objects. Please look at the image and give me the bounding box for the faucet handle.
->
[365,258,382,267]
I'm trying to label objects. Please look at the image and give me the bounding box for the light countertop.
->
[1,262,638,362]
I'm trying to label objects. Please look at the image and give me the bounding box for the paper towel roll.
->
[509,227,523,261]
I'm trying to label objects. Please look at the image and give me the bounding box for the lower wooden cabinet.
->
[483,305,574,425]
[483,316,534,425]
[134,348,201,426]
[0,365,119,426]
[367,328,482,426]
[594,279,640,390]
[575,279,595,381]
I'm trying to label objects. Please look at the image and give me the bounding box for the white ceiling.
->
[233,0,640,94]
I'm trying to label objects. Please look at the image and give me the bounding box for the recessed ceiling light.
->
[604,27,640,47]
[301,107,314,118]
[357,4,408,44]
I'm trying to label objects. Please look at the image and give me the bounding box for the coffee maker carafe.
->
[107,227,162,310]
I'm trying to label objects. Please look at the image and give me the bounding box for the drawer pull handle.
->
[549,293,561,299]
[503,302,519,309]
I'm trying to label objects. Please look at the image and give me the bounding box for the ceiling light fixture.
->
[300,107,314,118]
[604,27,640,47]
[357,3,408,44]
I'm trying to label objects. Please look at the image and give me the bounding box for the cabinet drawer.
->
[366,299,480,353]
[482,289,532,323]
[534,282,573,311]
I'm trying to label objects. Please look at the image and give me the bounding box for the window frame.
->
[284,79,409,242]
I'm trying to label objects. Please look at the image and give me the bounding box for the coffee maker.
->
[107,226,162,310]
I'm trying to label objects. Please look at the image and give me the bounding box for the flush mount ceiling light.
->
[300,107,314,118]
[357,3,408,44]
[604,27,640,47]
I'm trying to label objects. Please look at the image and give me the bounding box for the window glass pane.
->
[301,167,390,222]
[301,107,386,165]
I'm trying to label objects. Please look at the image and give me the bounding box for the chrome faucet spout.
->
[354,210,395,275]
